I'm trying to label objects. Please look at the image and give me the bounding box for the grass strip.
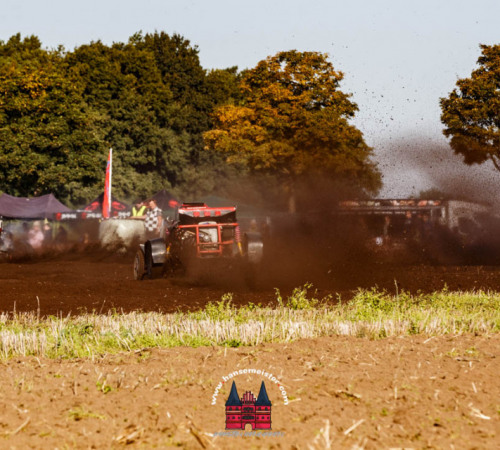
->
[0,285,499,359]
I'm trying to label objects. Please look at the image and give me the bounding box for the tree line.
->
[0,32,498,210]
[0,32,242,207]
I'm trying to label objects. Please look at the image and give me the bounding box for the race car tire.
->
[133,249,146,280]
[144,241,165,279]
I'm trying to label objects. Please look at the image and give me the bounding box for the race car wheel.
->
[144,241,165,279]
[133,249,146,280]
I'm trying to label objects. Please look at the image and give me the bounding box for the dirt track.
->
[2,248,500,315]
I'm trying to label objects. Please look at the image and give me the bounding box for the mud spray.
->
[216,138,500,292]
[4,138,500,293]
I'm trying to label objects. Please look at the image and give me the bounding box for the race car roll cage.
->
[170,202,241,259]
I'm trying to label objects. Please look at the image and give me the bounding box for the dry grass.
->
[0,285,498,359]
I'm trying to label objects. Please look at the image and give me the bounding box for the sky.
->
[2,0,500,199]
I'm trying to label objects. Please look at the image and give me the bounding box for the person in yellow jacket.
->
[130,200,147,219]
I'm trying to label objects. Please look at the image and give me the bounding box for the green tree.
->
[66,34,242,202]
[66,39,196,201]
[137,32,210,133]
[203,50,381,212]
[205,67,242,107]
[440,44,500,170]
[134,33,244,199]
[0,34,104,205]
[0,32,247,206]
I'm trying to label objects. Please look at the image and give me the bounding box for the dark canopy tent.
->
[83,193,130,217]
[0,193,71,219]
[149,189,180,212]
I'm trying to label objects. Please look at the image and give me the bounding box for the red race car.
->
[133,203,263,287]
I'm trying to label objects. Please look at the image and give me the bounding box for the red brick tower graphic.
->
[225,381,272,430]
[255,381,272,429]
[225,381,242,429]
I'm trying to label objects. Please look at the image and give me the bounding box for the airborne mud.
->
[3,219,500,314]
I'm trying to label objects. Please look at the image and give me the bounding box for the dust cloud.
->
[3,138,500,293]
[233,139,500,290]
[376,138,500,204]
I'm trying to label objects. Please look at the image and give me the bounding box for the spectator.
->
[144,199,163,239]
[28,221,44,251]
[43,220,53,249]
[0,230,13,258]
[249,219,258,232]
[54,225,68,251]
[21,222,30,240]
[77,232,91,251]
[261,216,272,241]
[403,211,414,241]
[382,215,392,246]
[421,214,433,237]
[130,200,147,219]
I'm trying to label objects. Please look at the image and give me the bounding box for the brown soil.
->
[0,336,498,448]
[1,249,500,448]
[2,247,500,315]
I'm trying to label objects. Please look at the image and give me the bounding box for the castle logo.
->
[225,381,272,430]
